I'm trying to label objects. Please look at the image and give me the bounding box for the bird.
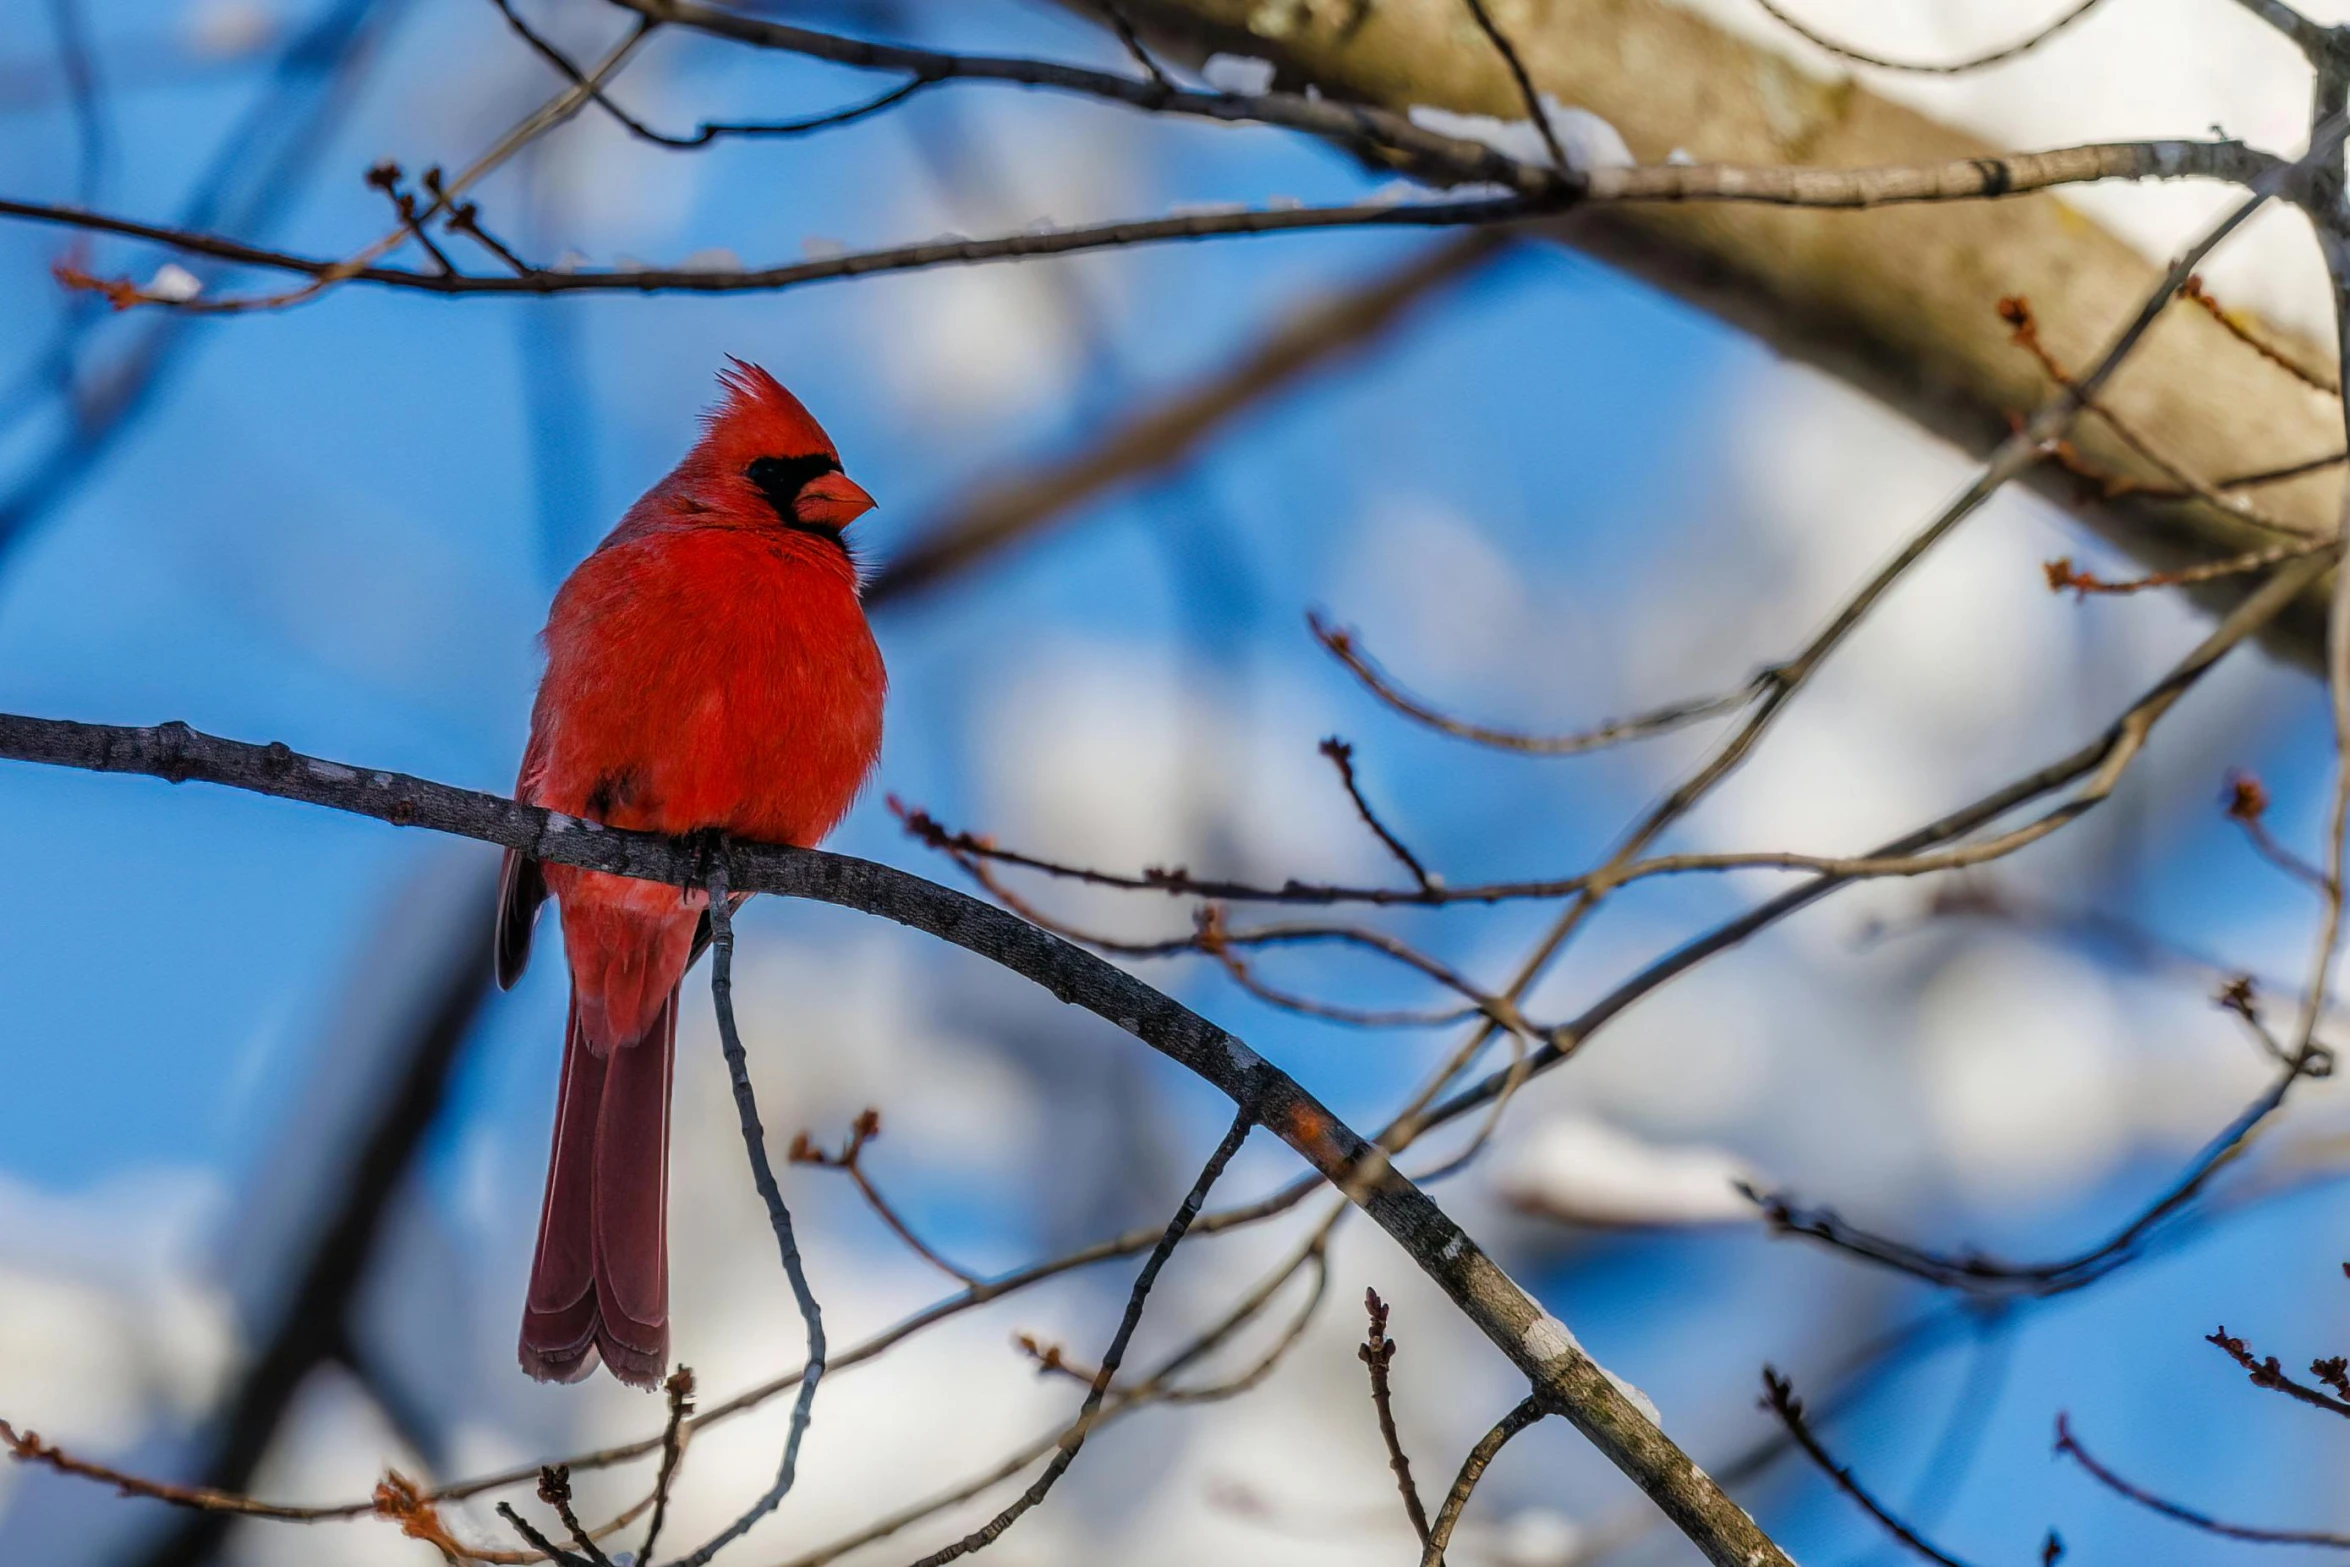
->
[495,361,886,1387]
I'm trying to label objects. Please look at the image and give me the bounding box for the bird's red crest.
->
[702,357,838,464]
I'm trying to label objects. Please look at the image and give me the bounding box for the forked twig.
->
[903,1106,1256,1566]
[790,1110,984,1285]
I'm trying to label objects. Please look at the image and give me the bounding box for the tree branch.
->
[1420,1396,1544,1567]
[1,140,2274,309]
[1110,0,2349,658]
[0,712,1793,1567]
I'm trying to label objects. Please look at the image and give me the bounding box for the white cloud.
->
[0,1170,238,1514]
[975,638,1381,940]
[1917,936,2131,1202]
[1331,498,1533,688]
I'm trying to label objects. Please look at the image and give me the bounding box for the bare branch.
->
[1459,0,1567,170]
[2183,274,2340,396]
[536,1467,613,1567]
[2001,294,2303,539]
[2205,1326,2350,1417]
[1358,1289,1432,1545]
[489,0,934,149]
[637,1368,696,1565]
[673,851,825,1567]
[1,141,2279,310]
[2043,538,2330,597]
[0,713,1792,1567]
[1761,1369,1987,1567]
[1746,1052,2328,1296]
[1420,1397,1544,1567]
[1754,0,2108,75]
[904,1106,1253,1566]
[2055,1412,2350,1544]
[790,1110,983,1286]
[1309,610,1766,756]
[1319,738,1434,891]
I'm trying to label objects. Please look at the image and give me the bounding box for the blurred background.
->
[6,1,2350,1563]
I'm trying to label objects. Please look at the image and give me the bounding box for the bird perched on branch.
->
[495,361,885,1386]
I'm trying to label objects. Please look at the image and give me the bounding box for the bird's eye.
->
[746,453,842,518]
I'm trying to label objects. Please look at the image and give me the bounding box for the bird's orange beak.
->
[793,470,876,529]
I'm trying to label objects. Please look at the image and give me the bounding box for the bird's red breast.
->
[499,361,885,1387]
[516,361,885,1048]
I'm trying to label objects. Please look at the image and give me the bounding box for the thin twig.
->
[672,845,826,1567]
[1358,1289,1432,1544]
[1760,1369,1982,1567]
[1459,0,1567,170]
[903,1105,1256,1566]
[488,0,934,149]
[2183,274,2340,396]
[2054,1412,2350,1544]
[1755,0,2108,75]
[537,1467,613,1567]
[638,1367,696,1564]
[2224,769,2336,895]
[1420,1397,1544,1567]
[789,1110,984,1285]
[2206,1325,2350,1417]
[0,1419,430,1525]
[2043,537,2331,597]
[1310,609,1766,755]
[1319,738,1434,890]
[2002,294,2303,539]
[498,1500,591,1567]
[1746,1051,2328,1295]
[363,161,456,274]
[444,201,536,275]
[1093,1,1172,91]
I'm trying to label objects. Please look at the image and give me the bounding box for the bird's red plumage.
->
[498,361,884,1386]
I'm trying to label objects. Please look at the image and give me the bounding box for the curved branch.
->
[0,712,1790,1567]
[1113,0,2347,659]
[1753,0,2109,76]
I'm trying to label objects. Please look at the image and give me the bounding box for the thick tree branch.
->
[1109,0,2350,656]
[0,712,1792,1567]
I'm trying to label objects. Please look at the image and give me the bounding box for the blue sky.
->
[5,3,2349,1562]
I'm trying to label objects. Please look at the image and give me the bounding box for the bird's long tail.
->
[519,988,676,1388]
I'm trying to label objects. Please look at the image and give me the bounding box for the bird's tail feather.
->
[520,989,676,1388]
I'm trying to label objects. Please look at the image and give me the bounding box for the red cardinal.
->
[495,361,885,1387]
